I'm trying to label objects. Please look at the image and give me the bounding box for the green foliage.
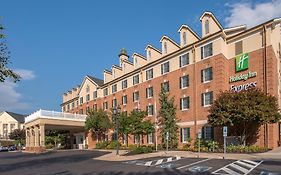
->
[0,23,20,82]
[158,87,179,149]
[127,110,154,146]
[45,130,68,149]
[129,145,154,155]
[8,129,25,146]
[226,145,268,153]
[95,140,121,150]
[208,89,281,145]
[85,109,112,142]
[106,140,121,149]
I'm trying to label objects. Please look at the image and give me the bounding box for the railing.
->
[25,109,87,123]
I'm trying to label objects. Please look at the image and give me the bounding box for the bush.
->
[130,146,153,154]
[95,141,110,149]
[128,144,137,150]
[106,141,121,149]
[226,145,268,153]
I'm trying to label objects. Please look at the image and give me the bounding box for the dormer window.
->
[113,70,116,78]
[163,42,167,54]
[86,85,90,93]
[134,58,138,68]
[183,32,187,46]
[123,63,126,73]
[205,20,209,35]
[148,50,151,61]
[104,74,106,82]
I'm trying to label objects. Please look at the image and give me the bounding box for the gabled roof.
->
[177,24,201,39]
[3,111,26,123]
[159,35,180,48]
[145,44,162,54]
[200,11,223,30]
[132,52,147,60]
[87,75,104,86]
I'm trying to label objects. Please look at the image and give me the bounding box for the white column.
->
[39,124,45,147]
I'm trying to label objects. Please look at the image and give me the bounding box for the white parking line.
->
[155,159,163,165]
[176,158,213,170]
[144,161,153,166]
[223,167,241,175]
[229,163,249,174]
[235,160,254,169]
[167,157,173,162]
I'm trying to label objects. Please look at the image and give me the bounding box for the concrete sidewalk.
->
[93,149,281,161]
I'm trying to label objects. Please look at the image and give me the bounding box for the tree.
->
[208,88,281,145]
[0,23,20,82]
[85,109,111,142]
[158,87,179,149]
[118,112,131,147]
[9,129,25,146]
[128,110,154,147]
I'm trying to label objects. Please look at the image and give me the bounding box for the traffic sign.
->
[223,126,228,137]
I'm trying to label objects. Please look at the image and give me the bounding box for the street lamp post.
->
[113,105,121,156]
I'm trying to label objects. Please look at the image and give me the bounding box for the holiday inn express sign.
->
[229,52,258,92]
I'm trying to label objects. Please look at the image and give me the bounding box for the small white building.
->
[0,111,25,140]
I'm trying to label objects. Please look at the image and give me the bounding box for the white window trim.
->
[181,76,189,89]
[182,128,189,143]
[202,68,212,83]
[148,133,153,144]
[179,52,189,68]
[203,92,212,107]
[146,68,153,81]
[181,98,189,111]
[133,74,140,85]
[147,105,154,116]
[161,61,170,75]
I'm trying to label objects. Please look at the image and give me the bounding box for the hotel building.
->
[60,12,281,149]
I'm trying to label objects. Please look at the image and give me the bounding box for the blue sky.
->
[0,0,280,114]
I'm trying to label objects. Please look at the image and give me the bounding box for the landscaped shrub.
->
[226,145,268,153]
[95,141,109,149]
[106,141,121,149]
[130,146,153,154]
[128,144,137,150]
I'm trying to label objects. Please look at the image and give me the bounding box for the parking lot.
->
[0,150,281,175]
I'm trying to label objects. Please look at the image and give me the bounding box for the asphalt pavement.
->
[0,150,280,175]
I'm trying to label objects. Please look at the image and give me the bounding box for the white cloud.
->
[225,0,281,28]
[0,69,35,112]
[15,69,36,80]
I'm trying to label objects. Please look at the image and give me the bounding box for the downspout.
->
[263,25,268,148]
[192,44,197,143]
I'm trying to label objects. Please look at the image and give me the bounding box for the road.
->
[0,150,280,175]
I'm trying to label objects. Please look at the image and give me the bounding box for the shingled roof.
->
[87,75,104,86]
[2,111,26,123]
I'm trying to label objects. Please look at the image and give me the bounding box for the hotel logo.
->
[236,53,249,72]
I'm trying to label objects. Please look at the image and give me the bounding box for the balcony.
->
[25,109,87,124]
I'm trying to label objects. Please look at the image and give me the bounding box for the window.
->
[134,134,140,144]
[67,104,70,110]
[112,99,117,108]
[205,20,209,35]
[146,68,153,80]
[112,84,117,93]
[161,62,170,74]
[133,74,139,85]
[180,97,190,110]
[161,81,170,92]
[179,53,189,67]
[201,43,213,59]
[10,124,15,132]
[72,102,75,108]
[86,94,90,102]
[201,126,214,140]
[86,106,90,113]
[80,97,83,104]
[63,106,66,112]
[93,91,97,99]
[133,91,139,102]
[122,95,127,105]
[183,32,187,45]
[147,133,154,144]
[79,109,84,114]
[180,75,189,89]
[123,64,126,73]
[86,85,90,93]
[163,42,167,53]
[122,79,128,89]
[3,124,8,138]
[147,105,154,116]
[148,50,151,61]
[113,70,116,78]
[201,91,213,106]
[201,67,213,83]
[235,41,243,55]
[146,87,153,98]
[134,58,138,68]
[180,128,190,143]
[103,102,108,110]
[104,88,108,96]
[93,104,97,111]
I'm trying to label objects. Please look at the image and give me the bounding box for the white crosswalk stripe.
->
[124,157,182,167]
[212,159,263,175]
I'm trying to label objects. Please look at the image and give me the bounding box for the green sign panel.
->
[236,53,249,72]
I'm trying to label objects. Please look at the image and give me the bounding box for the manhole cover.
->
[188,166,212,173]
[157,163,177,169]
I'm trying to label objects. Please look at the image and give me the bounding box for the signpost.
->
[166,132,169,152]
[223,126,228,159]
[198,129,202,158]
